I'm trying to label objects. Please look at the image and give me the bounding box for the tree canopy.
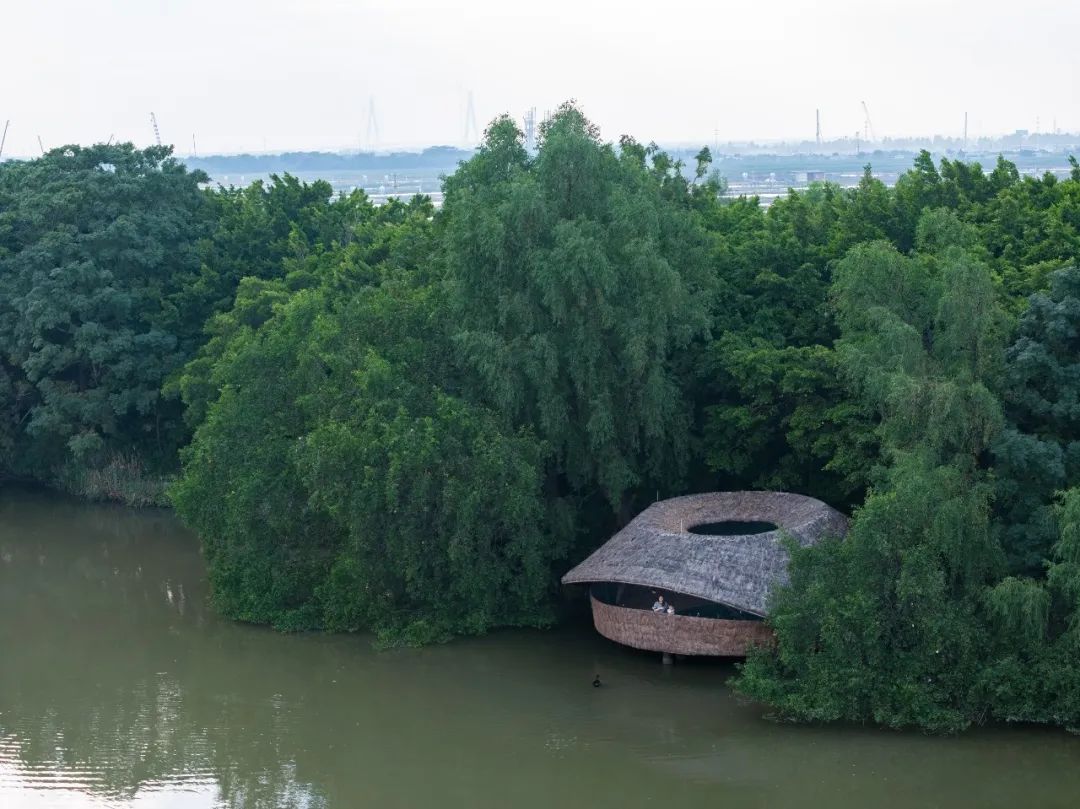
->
[441,107,714,517]
[0,144,209,482]
[2,108,1080,728]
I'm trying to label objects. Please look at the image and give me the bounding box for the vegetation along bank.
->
[1,103,1078,732]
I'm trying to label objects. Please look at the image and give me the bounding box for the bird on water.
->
[593,675,602,688]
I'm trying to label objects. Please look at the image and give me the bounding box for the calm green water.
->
[1,490,1078,809]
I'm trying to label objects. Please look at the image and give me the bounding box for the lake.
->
[1,489,1077,808]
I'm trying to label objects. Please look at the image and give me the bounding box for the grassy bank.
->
[55,453,172,508]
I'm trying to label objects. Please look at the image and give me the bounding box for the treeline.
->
[1,104,1078,731]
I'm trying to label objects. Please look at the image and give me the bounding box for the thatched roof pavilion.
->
[562,491,848,657]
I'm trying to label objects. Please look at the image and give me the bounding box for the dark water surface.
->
[1,490,1078,808]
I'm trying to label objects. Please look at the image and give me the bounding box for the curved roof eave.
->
[564,573,771,617]
[560,491,848,616]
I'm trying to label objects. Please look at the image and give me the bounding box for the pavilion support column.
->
[662,652,674,665]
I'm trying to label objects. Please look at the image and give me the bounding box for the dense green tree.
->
[993,267,1080,573]
[171,263,570,642]
[982,489,1080,729]
[736,230,1010,732]
[696,175,883,511]
[710,183,849,346]
[441,104,715,518]
[0,144,209,480]
[163,175,378,357]
[891,150,945,250]
[170,194,435,430]
[702,337,877,508]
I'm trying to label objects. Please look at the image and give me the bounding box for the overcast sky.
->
[2,0,1077,156]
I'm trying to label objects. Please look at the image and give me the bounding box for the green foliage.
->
[994,267,1080,572]
[441,104,715,515]
[164,175,382,351]
[0,143,210,480]
[703,337,876,507]
[741,457,997,731]
[6,109,1080,724]
[735,163,1080,728]
[736,226,1010,732]
[170,216,571,642]
[979,489,1080,729]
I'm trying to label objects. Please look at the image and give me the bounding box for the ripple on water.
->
[0,730,221,806]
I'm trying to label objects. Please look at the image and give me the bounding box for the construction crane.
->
[0,120,9,160]
[861,101,877,143]
[150,112,162,146]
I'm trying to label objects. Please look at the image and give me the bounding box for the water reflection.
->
[1,489,1079,809]
[0,492,323,808]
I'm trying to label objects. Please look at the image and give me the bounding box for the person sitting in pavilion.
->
[652,594,666,612]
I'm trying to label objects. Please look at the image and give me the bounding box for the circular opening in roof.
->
[687,520,778,536]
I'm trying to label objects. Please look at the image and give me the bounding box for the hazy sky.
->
[3,0,1077,156]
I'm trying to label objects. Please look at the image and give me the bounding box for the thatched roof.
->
[561,492,848,617]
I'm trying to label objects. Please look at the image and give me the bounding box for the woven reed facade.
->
[563,491,848,657]
[590,593,774,656]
